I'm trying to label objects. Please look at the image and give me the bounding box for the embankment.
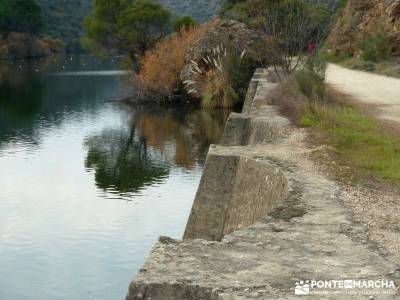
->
[125,69,400,299]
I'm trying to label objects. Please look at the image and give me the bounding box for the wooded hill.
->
[36,0,223,51]
[157,0,222,22]
[36,0,92,51]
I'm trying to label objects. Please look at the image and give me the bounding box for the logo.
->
[295,281,310,295]
[294,279,397,296]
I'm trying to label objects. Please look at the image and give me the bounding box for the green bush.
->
[359,27,391,62]
[295,56,327,100]
[224,46,258,100]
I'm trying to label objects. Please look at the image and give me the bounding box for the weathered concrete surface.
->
[126,70,400,300]
[220,112,289,146]
[183,153,288,241]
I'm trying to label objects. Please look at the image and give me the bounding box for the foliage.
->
[0,0,44,36]
[295,56,327,100]
[195,44,255,108]
[37,0,221,51]
[0,32,64,59]
[36,0,92,51]
[201,69,239,108]
[222,45,258,100]
[41,36,65,53]
[172,16,197,32]
[134,26,204,100]
[119,0,171,56]
[224,0,332,74]
[82,0,171,59]
[325,0,398,65]
[81,0,130,57]
[221,0,338,75]
[358,26,391,63]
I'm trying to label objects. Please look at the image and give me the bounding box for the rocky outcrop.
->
[180,19,257,98]
[327,0,400,56]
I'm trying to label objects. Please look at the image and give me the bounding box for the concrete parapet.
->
[220,112,289,146]
[183,152,288,241]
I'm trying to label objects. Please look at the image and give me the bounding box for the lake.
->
[0,55,230,300]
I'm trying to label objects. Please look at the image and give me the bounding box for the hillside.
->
[36,0,92,51]
[327,0,400,57]
[157,0,222,22]
[36,0,222,50]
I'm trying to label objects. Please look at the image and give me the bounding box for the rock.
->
[159,236,177,244]
[327,0,400,57]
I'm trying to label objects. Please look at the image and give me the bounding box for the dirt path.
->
[326,63,400,122]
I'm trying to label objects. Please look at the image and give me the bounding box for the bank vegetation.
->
[102,0,333,108]
[0,0,65,59]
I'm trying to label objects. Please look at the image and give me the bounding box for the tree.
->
[82,0,171,59]
[0,0,44,36]
[119,0,171,56]
[221,0,331,75]
[81,0,130,57]
[245,0,331,74]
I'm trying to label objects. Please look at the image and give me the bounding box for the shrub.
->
[358,26,391,62]
[172,16,197,32]
[201,69,239,108]
[295,56,327,100]
[189,44,256,108]
[41,37,65,53]
[134,26,204,100]
[222,0,331,74]
[223,45,258,100]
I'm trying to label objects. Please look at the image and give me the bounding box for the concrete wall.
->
[183,153,288,241]
[183,68,289,242]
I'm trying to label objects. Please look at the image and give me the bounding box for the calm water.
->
[0,55,230,300]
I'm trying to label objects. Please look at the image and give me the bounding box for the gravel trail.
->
[326,64,400,122]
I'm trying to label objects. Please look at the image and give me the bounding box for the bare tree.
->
[246,0,331,76]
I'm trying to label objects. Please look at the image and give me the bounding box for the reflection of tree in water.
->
[135,107,231,168]
[0,70,44,118]
[84,127,169,194]
[85,106,231,196]
[0,70,44,148]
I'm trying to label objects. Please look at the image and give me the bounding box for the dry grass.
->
[201,69,239,108]
[134,26,204,100]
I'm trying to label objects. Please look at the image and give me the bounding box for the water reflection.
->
[0,55,233,300]
[0,55,132,154]
[135,107,230,167]
[84,106,231,196]
[0,67,44,150]
[85,127,170,195]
